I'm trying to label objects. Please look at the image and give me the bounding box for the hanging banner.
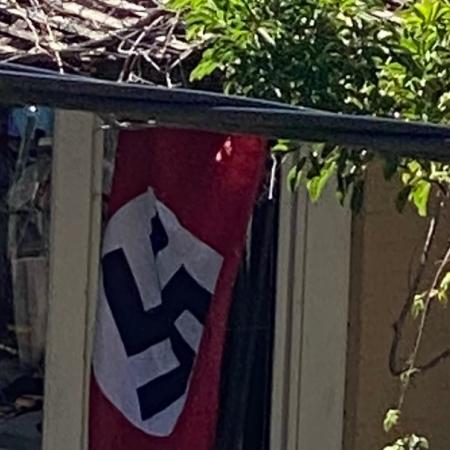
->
[89,128,266,450]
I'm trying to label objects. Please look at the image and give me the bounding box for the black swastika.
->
[102,214,212,421]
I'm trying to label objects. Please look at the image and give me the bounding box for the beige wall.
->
[344,163,450,450]
[272,161,351,450]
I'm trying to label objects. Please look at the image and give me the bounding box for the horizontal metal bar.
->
[0,67,299,110]
[1,66,450,160]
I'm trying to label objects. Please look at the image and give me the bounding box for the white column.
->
[43,110,103,450]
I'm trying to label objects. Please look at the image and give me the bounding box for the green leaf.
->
[287,157,307,192]
[438,289,448,305]
[307,162,337,202]
[414,0,431,24]
[384,434,429,450]
[287,164,299,193]
[190,59,221,81]
[440,271,450,291]
[438,271,450,305]
[272,139,294,153]
[412,293,425,319]
[411,180,431,217]
[384,409,401,433]
[272,141,289,152]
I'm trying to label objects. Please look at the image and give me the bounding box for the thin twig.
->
[30,0,64,73]
[397,240,450,410]
[160,12,180,59]
[118,29,147,82]
[0,1,197,82]
[389,197,443,376]
[8,0,43,51]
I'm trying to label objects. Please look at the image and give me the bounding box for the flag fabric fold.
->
[89,128,266,450]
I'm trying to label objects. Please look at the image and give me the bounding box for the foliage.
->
[384,408,401,433]
[171,0,450,214]
[412,266,450,317]
[384,434,429,450]
[171,0,450,447]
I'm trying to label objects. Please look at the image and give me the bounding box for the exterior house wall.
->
[344,163,450,450]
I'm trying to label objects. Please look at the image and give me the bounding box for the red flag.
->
[89,128,266,450]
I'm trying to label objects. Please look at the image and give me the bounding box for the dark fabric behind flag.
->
[215,171,278,450]
[89,128,265,450]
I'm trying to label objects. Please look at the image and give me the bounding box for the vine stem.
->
[397,238,450,410]
[389,199,442,376]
